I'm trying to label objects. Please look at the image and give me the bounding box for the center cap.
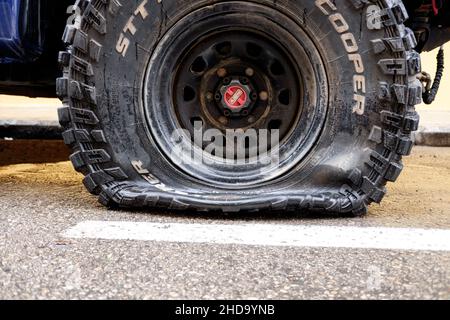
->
[224,85,248,110]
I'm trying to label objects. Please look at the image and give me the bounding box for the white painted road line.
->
[63,221,450,252]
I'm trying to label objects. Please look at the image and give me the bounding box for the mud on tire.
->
[57,0,422,215]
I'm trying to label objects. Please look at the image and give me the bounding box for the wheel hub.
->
[219,79,252,116]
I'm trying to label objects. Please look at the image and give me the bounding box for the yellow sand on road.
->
[0,140,450,221]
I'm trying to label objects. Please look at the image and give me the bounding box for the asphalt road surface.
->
[0,141,449,300]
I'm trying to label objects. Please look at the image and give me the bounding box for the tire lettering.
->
[353,75,366,93]
[353,94,366,115]
[131,160,189,195]
[315,1,367,115]
[123,16,137,35]
[329,13,349,33]
[134,0,149,19]
[341,32,359,53]
[348,54,364,73]
[315,0,337,15]
[115,0,150,57]
[116,33,130,57]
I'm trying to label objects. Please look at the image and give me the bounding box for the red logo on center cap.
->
[224,85,247,109]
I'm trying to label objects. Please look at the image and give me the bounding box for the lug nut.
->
[251,92,258,101]
[215,93,222,101]
[242,110,249,116]
[219,116,228,125]
[206,92,214,101]
[223,77,231,85]
[245,68,254,77]
[259,91,269,101]
[217,68,227,78]
[224,110,231,117]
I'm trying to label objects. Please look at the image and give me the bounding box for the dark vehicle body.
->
[0,0,71,96]
[0,0,449,98]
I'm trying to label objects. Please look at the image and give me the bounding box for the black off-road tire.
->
[57,0,422,215]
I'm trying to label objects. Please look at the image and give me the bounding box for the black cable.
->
[423,46,445,105]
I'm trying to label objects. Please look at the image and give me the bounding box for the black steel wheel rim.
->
[143,2,328,187]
